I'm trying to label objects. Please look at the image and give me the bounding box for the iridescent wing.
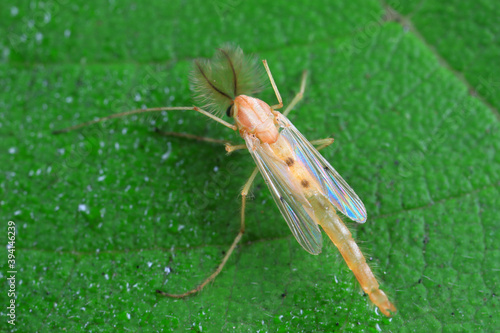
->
[278,114,367,223]
[244,134,323,255]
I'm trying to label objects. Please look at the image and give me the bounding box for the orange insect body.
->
[235,100,396,316]
[233,95,279,144]
[224,48,395,316]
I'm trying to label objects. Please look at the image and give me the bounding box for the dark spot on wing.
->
[285,157,294,166]
[301,179,310,188]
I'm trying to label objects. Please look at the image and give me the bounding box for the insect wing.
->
[278,115,367,223]
[244,135,323,255]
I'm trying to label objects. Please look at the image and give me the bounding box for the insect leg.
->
[157,167,259,298]
[225,143,247,154]
[283,70,308,117]
[262,60,283,110]
[52,106,237,134]
[309,138,335,151]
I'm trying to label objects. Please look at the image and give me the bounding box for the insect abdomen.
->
[310,195,397,316]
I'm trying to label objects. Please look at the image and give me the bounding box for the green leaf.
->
[1,0,499,332]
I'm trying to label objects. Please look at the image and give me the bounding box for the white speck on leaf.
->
[161,142,172,161]
[64,29,71,38]
[2,47,10,60]
[97,175,106,182]
[78,204,89,214]
[10,7,19,16]
[8,147,17,154]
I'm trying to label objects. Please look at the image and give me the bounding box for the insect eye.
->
[226,105,233,117]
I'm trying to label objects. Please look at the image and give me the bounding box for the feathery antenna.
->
[190,44,266,116]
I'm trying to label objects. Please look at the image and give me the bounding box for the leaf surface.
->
[1,0,499,331]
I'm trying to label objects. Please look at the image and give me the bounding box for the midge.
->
[55,45,397,316]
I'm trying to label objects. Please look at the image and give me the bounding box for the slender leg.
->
[283,70,308,117]
[310,138,335,150]
[52,106,237,134]
[225,143,248,154]
[226,137,334,154]
[157,167,260,298]
[262,60,283,110]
